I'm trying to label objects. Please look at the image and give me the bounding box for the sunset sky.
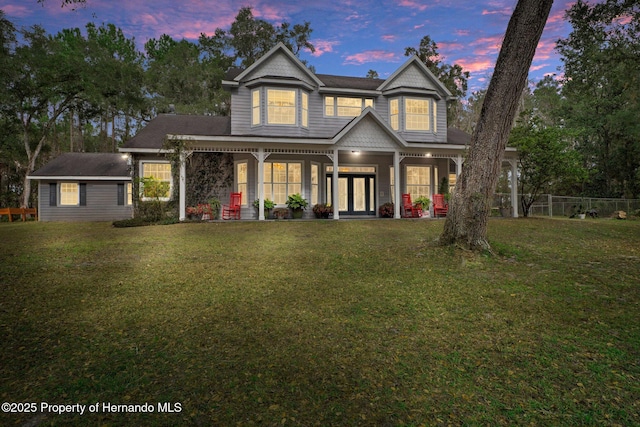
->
[3,0,576,93]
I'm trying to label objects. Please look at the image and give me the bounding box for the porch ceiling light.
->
[425,153,432,157]
[351,150,361,155]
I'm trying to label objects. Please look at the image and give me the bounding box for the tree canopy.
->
[557,0,640,198]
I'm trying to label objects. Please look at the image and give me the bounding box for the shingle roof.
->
[30,153,130,178]
[447,128,472,146]
[316,74,384,91]
[122,114,231,150]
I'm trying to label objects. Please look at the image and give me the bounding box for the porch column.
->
[332,149,339,220]
[454,155,463,178]
[509,159,519,218]
[179,151,186,221]
[258,148,265,220]
[393,150,401,219]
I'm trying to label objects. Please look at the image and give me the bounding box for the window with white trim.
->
[267,89,296,125]
[390,99,399,131]
[390,166,395,204]
[141,162,172,200]
[325,96,374,117]
[236,161,248,206]
[405,98,430,131]
[311,163,319,205]
[252,90,260,125]
[127,183,133,205]
[302,92,309,127]
[263,162,302,205]
[406,165,431,200]
[60,182,79,206]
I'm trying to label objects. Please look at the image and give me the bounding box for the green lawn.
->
[1,218,639,426]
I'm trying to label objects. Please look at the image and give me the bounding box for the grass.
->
[0,217,639,426]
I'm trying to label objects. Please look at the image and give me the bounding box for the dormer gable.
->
[223,42,323,90]
[333,107,407,150]
[378,56,453,100]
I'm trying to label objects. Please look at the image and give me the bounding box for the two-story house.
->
[120,42,518,220]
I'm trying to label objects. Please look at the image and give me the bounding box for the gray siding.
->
[38,180,133,222]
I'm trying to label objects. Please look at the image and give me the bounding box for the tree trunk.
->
[440,0,553,251]
[21,134,47,208]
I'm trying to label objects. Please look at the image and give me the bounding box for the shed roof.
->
[29,153,130,179]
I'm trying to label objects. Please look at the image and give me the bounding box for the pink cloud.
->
[481,7,512,16]
[456,58,494,74]
[1,4,30,17]
[534,38,556,61]
[382,34,397,42]
[311,39,340,57]
[343,50,399,65]
[613,15,632,25]
[455,29,470,37]
[471,35,503,56]
[397,0,429,12]
[530,64,548,72]
[254,4,289,22]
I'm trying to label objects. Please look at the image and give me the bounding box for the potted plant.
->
[253,198,275,219]
[208,197,221,220]
[312,203,333,218]
[286,193,308,219]
[378,202,395,218]
[414,196,430,217]
[573,203,586,219]
[498,195,511,217]
[186,206,199,220]
[273,207,289,219]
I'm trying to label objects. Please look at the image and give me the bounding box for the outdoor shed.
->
[28,153,133,222]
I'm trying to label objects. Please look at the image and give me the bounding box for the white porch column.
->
[394,150,401,219]
[258,147,265,220]
[510,159,519,218]
[455,155,463,178]
[332,149,339,220]
[179,151,187,221]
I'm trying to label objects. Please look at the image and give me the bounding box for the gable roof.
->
[377,55,454,99]
[29,153,130,180]
[230,42,324,88]
[333,107,407,149]
[122,114,231,150]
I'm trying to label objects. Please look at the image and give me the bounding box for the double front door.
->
[327,174,376,216]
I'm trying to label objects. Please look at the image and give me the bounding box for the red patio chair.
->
[222,192,242,220]
[433,194,448,218]
[402,193,417,218]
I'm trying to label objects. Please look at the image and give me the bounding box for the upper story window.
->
[405,98,430,131]
[390,99,399,130]
[325,96,374,117]
[389,97,438,133]
[301,92,309,127]
[252,90,260,125]
[252,88,308,127]
[267,89,296,125]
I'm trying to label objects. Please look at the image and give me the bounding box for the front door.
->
[327,174,376,216]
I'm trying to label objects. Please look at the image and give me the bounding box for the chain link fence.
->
[493,194,640,218]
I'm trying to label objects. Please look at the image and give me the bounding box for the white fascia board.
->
[118,148,174,154]
[172,134,333,145]
[27,176,131,181]
[318,87,381,96]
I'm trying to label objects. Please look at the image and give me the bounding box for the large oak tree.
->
[440,0,553,251]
